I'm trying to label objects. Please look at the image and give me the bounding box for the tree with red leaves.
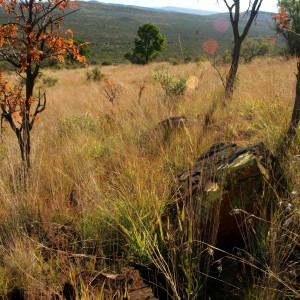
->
[0,0,86,172]
[275,0,300,57]
[274,5,300,142]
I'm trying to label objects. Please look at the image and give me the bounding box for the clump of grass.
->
[57,113,97,135]
[235,199,300,300]
[0,236,51,298]
[0,266,10,298]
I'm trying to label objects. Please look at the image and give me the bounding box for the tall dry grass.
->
[0,58,298,299]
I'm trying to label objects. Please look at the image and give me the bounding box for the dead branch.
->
[209,57,227,89]
[30,89,46,129]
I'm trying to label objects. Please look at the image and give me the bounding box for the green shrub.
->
[58,113,97,135]
[194,55,207,63]
[0,61,17,71]
[101,61,112,66]
[86,67,103,82]
[152,67,187,97]
[184,56,192,63]
[241,37,273,63]
[168,58,181,65]
[213,50,232,66]
[42,76,58,87]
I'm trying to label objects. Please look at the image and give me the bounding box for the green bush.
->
[86,67,103,82]
[184,56,193,64]
[101,61,113,66]
[168,57,181,65]
[152,67,187,97]
[241,38,273,63]
[194,55,207,63]
[213,50,232,66]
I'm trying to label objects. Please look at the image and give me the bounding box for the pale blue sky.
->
[99,0,278,13]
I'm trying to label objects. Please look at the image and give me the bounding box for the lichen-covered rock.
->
[163,142,285,249]
[158,116,187,130]
[157,116,188,142]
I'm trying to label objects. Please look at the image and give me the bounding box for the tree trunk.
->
[16,112,32,173]
[286,59,300,142]
[16,129,24,162]
[20,71,35,171]
[225,40,242,100]
[21,113,31,171]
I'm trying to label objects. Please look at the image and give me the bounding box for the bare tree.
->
[274,6,300,142]
[284,31,300,142]
[220,0,264,100]
[286,58,300,140]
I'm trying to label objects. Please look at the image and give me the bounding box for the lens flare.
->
[203,39,219,55]
[186,75,199,90]
[214,18,230,33]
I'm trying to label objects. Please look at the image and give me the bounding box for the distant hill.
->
[0,2,276,64]
[156,6,217,15]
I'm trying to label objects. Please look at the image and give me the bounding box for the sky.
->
[98,0,278,13]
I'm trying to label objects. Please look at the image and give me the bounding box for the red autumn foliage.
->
[273,8,290,29]
[0,0,87,170]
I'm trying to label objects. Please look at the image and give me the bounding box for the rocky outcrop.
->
[72,268,157,300]
[157,116,188,142]
[163,142,285,250]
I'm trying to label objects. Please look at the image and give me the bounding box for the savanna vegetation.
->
[0,1,299,300]
[0,58,298,299]
[0,2,276,65]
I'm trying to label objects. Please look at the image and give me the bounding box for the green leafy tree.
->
[125,22,166,64]
[276,0,300,57]
[241,38,273,63]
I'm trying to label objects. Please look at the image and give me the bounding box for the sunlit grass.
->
[0,58,298,299]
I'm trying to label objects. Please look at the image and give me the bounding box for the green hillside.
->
[64,2,276,63]
[0,1,276,64]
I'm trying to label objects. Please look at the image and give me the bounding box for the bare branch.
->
[29,89,46,129]
[241,0,264,41]
[32,1,70,28]
[0,103,18,135]
[209,58,227,89]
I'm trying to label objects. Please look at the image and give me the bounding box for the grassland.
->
[0,57,299,299]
